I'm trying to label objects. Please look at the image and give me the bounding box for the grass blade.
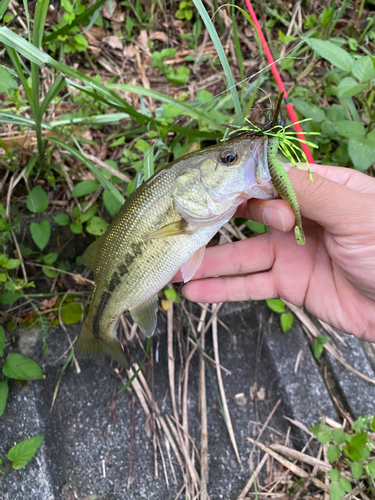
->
[109,83,220,128]
[192,0,242,120]
[40,74,66,117]
[144,146,154,181]
[48,137,125,204]
[0,0,11,20]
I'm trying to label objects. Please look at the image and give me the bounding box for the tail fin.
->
[75,321,128,367]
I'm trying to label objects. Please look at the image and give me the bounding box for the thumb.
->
[287,167,373,235]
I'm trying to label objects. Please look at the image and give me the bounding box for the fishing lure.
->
[221,92,319,245]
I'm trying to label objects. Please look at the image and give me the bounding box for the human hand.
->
[181,164,375,342]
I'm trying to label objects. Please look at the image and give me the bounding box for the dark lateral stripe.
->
[108,271,121,292]
[93,291,112,338]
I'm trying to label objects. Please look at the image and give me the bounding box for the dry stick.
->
[237,452,269,500]
[167,301,179,424]
[156,434,169,488]
[284,300,375,386]
[164,436,177,485]
[121,367,190,485]
[26,262,95,285]
[85,154,131,183]
[199,308,209,499]
[269,444,331,471]
[182,342,198,453]
[135,366,200,490]
[212,303,241,464]
[249,398,281,462]
[188,338,232,375]
[246,437,329,493]
[319,318,348,347]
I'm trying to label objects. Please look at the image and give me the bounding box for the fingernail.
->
[262,207,286,231]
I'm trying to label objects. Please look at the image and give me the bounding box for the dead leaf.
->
[149,31,169,43]
[39,295,59,311]
[137,31,151,56]
[102,0,117,19]
[123,45,136,58]
[103,35,123,51]
[234,393,247,406]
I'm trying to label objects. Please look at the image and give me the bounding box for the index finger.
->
[284,163,375,194]
[288,168,374,235]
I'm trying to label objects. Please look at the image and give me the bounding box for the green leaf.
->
[61,302,82,325]
[0,325,5,357]
[352,56,375,83]
[30,220,51,251]
[85,216,109,236]
[0,380,8,416]
[334,120,365,139]
[337,77,367,97]
[72,203,98,223]
[42,266,56,278]
[0,290,22,304]
[351,461,363,480]
[330,481,345,500]
[103,190,122,217]
[307,38,353,72]
[366,460,375,479]
[164,288,181,303]
[7,434,44,469]
[135,139,149,153]
[71,179,100,197]
[3,353,43,380]
[332,428,346,445]
[343,432,368,461]
[348,132,375,171]
[292,99,326,122]
[0,64,18,94]
[266,298,285,313]
[26,186,49,213]
[327,444,341,463]
[280,312,293,332]
[339,476,351,493]
[43,252,58,265]
[246,220,268,234]
[70,222,83,234]
[328,468,340,482]
[309,423,332,444]
[166,66,190,85]
[54,214,70,226]
[5,258,22,269]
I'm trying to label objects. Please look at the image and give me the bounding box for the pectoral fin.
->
[129,295,158,338]
[145,220,192,241]
[81,238,101,273]
[181,246,205,283]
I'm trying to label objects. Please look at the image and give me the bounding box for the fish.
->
[76,134,279,364]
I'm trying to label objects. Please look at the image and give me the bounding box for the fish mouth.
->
[242,137,278,200]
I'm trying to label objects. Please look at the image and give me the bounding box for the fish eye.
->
[220,151,237,165]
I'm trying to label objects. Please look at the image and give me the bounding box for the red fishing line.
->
[243,0,315,163]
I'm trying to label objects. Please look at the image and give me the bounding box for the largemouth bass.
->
[76,135,278,364]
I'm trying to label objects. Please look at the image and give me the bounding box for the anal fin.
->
[181,246,205,283]
[145,220,192,241]
[129,295,158,338]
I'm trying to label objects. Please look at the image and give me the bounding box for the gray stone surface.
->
[1,301,374,499]
[323,333,375,418]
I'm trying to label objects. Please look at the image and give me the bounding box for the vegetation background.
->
[0,1,375,498]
